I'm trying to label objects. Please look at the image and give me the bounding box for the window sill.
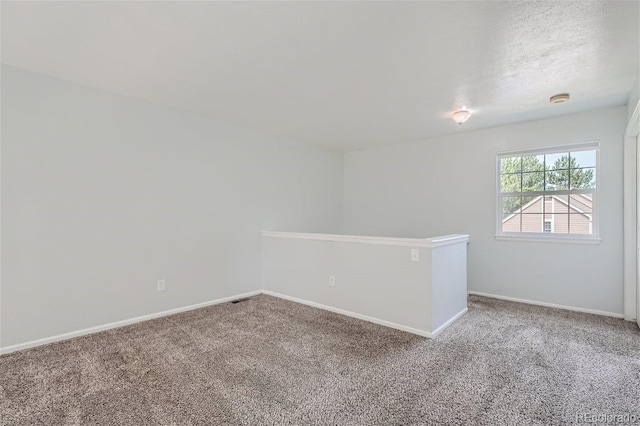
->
[494,234,601,245]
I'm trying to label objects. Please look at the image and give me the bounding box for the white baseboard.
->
[468,291,624,319]
[262,290,433,338]
[0,290,262,355]
[431,307,468,337]
[16,289,605,355]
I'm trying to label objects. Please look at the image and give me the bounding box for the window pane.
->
[521,196,542,213]
[570,150,596,168]
[496,146,597,237]
[545,169,569,190]
[501,173,521,192]
[502,196,522,214]
[522,155,544,172]
[521,213,543,233]
[569,167,595,189]
[545,153,569,170]
[522,171,544,191]
[500,157,521,175]
[569,193,593,214]
[569,213,592,234]
[547,214,569,234]
[550,195,570,213]
[543,195,554,215]
[501,213,521,233]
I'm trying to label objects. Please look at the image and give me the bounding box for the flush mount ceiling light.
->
[450,108,472,125]
[550,93,570,104]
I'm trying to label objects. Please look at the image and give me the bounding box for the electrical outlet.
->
[329,275,336,287]
[411,249,420,262]
[157,279,166,291]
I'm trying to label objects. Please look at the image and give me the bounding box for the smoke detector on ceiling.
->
[550,93,570,104]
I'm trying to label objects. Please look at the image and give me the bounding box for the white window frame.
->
[495,142,601,244]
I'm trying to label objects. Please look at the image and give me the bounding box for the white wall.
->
[344,106,627,315]
[628,73,639,123]
[623,72,639,320]
[1,65,343,348]
[262,232,469,336]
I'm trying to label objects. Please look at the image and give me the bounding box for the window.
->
[497,143,598,240]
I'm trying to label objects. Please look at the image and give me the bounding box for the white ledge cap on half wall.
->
[261,231,469,248]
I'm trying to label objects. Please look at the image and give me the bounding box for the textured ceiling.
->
[2,1,639,151]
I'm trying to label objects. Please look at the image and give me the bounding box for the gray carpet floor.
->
[1,294,639,425]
